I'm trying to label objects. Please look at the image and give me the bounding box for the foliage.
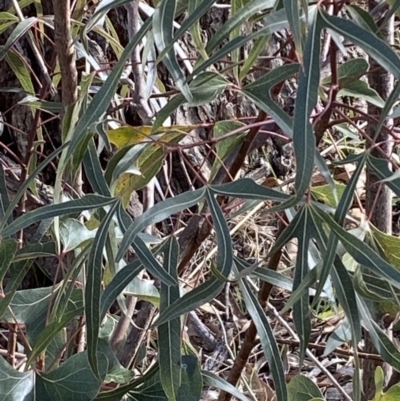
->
[1,0,400,401]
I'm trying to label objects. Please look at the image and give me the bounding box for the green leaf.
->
[116,188,205,262]
[14,242,57,261]
[83,139,112,197]
[153,0,192,102]
[283,0,303,59]
[101,260,143,320]
[36,352,105,401]
[157,0,215,61]
[153,72,228,132]
[0,17,37,61]
[5,50,34,94]
[346,5,380,34]
[65,18,151,163]
[210,121,245,180]
[288,374,323,401]
[86,201,119,379]
[205,0,276,52]
[239,270,287,401]
[312,206,400,290]
[0,239,17,285]
[338,80,385,108]
[211,178,289,201]
[26,308,82,368]
[0,356,34,401]
[322,58,369,87]
[292,207,313,363]
[320,11,400,79]
[206,188,233,280]
[159,237,182,401]
[357,295,400,371]
[202,371,251,401]
[291,9,322,198]
[1,194,116,238]
[368,154,400,198]
[155,189,233,327]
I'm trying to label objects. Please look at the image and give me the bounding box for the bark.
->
[363,2,394,400]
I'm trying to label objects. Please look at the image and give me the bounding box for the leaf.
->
[1,194,116,238]
[313,206,400,290]
[86,201,119,379]
[357,295,400,371]
[155,188,233,326]
[0,356,34,401]
[157,0,216,61]
[0,17,37,61]
[65,18,151,163]
[36,352,105,401]
[291,9,322,198]
[347,5,380,34]
[287,374,323,401]
[14,242,57,261]
[322,58,369,87]
[153,0,192,102]
[153,72,228,132]
[5,50,34,94]
[101,260,143,320]
[338,80,385,108]
[202,371,251,401]
[205,0,276,52]
[283,0,303,59]
[210,120,246,180]
[83,139,112,197]
[211,178,289,201]
[311,182,347,208]
[59,218,97,252]
[159,237,182,401]
[0,239,17,285]
[320,11,400,79]
[368,154,400,197]
[116,188,205,262]
[239,271,287,401]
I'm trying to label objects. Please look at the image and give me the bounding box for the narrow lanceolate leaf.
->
[153,0,192,102]
[312,153,366,303]
[239,272,287,401]
[206,188,233,280]
[157,0,215,61]
[65,18,151,163]
[205,0,276,52]
[156,190,234,326]
[0,239,17,284]
[1,194,116,238]
[368,153,400,198]
[83,139,111,197]
[159,237,181,401]
[101,260,143,320]
[241,63,299,137]
[211,178,289,201]
[291,10,322,198]
[0,17,37,61]
[320,10,400,79]
[313,206,400,290]
[357,294,400,371]
[283,0,303,59]
[116,188,205,262]
[293,208,313,364]
[86,200,119,379]
[155,276,225,327]
[0,163,10,221]
[26,309,82,368]
[132,236,177,286]
[202,371,251,401]
[1,142,69,229]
